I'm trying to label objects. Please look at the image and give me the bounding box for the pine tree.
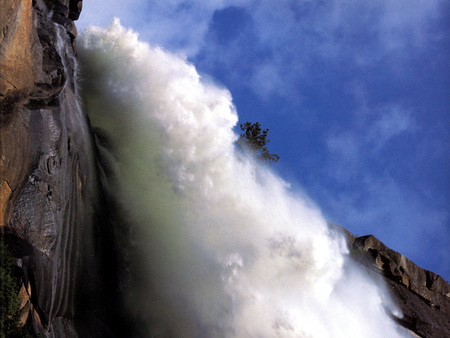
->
[236,122,280,165]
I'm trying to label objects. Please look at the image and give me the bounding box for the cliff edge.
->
[332,222,450,338]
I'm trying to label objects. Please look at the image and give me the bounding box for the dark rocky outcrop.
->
[1,1,129,336]
[346,231,450,337]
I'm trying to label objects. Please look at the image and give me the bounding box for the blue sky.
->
[77,0,449,280]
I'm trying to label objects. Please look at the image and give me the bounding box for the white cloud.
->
[378,0,443,50]
[77,0,147,28]
[77,0,445,99]
[251,61,285,99]
[326,132,361,181]
[367,105,415,149]
[325,100,415,178]
[327,133,359,159]
[78,0,252,55]
[239,0,443,97]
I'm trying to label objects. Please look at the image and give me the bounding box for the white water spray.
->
[79,20,407,337]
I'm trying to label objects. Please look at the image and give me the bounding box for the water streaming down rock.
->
[11,22,104,335]
[0,2,128,335]
[79,20,410,337]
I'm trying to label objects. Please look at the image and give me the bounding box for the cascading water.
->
[78,20,409,337]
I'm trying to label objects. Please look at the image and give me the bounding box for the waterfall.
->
[78,19,408,337]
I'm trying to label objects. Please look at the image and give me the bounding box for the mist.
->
[78,20,408,337]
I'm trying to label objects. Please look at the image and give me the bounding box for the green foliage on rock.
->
[0,240,35,338]
[236,121,280,165]
[0,239,20,337]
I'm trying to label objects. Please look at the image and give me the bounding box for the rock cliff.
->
[353,235,449,338]
[1,1,128,336]
[334,223,450,338]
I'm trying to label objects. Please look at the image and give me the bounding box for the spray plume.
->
[78,19,407,337]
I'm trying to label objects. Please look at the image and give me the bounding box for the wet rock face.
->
[0,0,107,336]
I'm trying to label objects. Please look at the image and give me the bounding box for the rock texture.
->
[1,1,127,337]
[0,0,39,100]
[350,233,450,337]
